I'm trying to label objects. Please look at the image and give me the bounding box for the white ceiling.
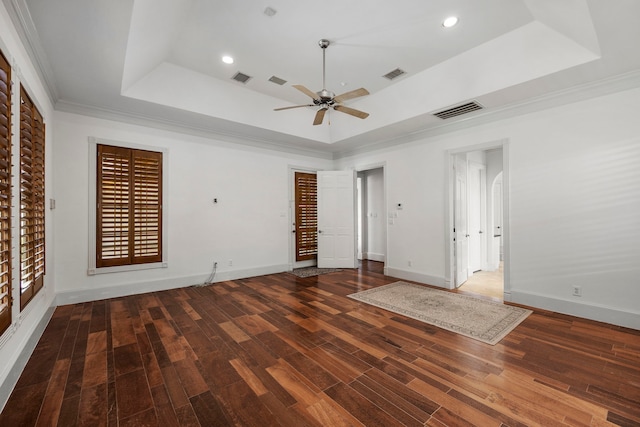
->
[7,0,640,156]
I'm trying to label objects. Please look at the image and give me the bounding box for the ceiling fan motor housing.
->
[317,89,336,103]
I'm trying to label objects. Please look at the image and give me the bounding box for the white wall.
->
[53,112,333,303]
[337,86,640,329]
[0,1,56,407]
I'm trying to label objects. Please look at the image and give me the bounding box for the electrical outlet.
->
[572,285,582,297]
[228,259,233,267]
[408,260,412,267]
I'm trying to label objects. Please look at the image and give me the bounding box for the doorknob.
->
[479,230,483,234]
[318,230,323,234]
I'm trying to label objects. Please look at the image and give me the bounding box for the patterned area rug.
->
[348,281,532,345]
[289,267,343,278]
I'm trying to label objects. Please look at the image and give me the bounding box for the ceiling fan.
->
[274,39,370,125]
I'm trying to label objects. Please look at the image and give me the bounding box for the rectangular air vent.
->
[433,101,484,119]
[231,72,252,84]
[268,75,287,85]
[383,68,406,80]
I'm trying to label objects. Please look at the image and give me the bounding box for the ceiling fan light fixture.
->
[443,16,459,28]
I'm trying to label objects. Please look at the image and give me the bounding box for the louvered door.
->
[294,172,317,261]
[20,87,45,309]
[0,51,11,333]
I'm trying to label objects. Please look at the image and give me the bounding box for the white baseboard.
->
[384,267,445,288]
[510,290,640,330]
[363,252,385,262]
[0,305,55,412]
[56,264,289,306]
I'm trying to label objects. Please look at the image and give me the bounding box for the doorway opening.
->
[289,167,359,270]
[356,166,386,268]
[447,144,508,300]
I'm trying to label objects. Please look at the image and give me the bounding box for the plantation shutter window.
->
[97,144,162,267]
[20,86,45,310]
[0,51,12,334]
[294,172,318,261]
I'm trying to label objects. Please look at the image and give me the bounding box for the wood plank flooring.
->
[1,260,639,426]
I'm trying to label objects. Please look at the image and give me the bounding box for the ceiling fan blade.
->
[313,108,327,125]
[334,87,369,103]
[334,105,369,119]
[274,104,314,111]
[293,85,320,101]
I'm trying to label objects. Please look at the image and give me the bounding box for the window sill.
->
[88,262,168,276]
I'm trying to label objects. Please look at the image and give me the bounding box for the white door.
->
[317,170,357,268]
[454,155,469,287]
[468,162,486,273]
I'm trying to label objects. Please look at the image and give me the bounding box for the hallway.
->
[458,262,503,300]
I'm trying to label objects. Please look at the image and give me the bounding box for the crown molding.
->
[333,69,640,159]
[55,99,334,160]
[2,0,58,103]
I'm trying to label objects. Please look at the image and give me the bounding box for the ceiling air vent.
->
[268,75,287,85]
[433,101,484,119]
[231,72,252,84]
[383,68,406,80]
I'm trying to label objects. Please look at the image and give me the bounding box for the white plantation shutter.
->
[97,145,162,267]
[0,51,11,334]
[20,86,45,310]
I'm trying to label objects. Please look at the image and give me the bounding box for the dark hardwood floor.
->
[1,260,639,426]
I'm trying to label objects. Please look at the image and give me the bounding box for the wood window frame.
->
[88,138,168,275]
[0,50,12,334]
[19,86,45,310]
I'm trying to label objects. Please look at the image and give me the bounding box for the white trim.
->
[333,70,640,159]
[510,290,640,330]
[57,264,289,306]
[1,0,59,103]
[0,305,55,412]
[384,267,445,288]
[356,162,387,269]
[87,137,169,275]
[58,100,333,160]
[363,252,385,262]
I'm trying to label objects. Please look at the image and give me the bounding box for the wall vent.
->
[383,68,406,80]
[268,75,287,85]
[231,72,252,84]
[433,101,484,119]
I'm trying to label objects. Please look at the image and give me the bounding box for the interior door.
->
[454,155,469,287]
[294,172,318,265]
[317,170,357,268]
[468,162,485,273]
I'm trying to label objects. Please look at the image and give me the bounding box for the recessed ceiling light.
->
[222,55,234,64]
[443,16,459,28]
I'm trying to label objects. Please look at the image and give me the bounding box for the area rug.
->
[348,281,532,345]
[289,267,343,278]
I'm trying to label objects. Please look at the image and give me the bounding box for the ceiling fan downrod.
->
[319,39,330,91]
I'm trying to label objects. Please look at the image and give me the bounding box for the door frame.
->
[444,140,511,300]
[356,162,389,271]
